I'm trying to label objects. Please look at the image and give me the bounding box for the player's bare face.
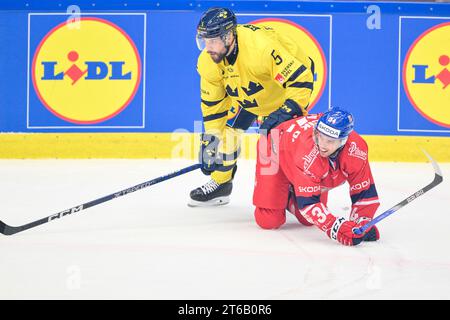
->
[315,131,342,157]
[205,37,228,63]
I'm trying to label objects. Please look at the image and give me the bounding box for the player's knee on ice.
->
[254,207,286,229]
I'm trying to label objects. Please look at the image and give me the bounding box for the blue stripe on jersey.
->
[296,195,321,210]
[351,184,378,204]
[201,95,227,107]
[203,111,228,122]
[288,82,314,90]
[282,65,307,88]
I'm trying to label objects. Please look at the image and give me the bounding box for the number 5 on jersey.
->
[271,50,283,65]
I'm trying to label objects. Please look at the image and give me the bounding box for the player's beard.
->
[208,49,227,64]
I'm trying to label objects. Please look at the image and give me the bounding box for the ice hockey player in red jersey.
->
[253,107,380,246]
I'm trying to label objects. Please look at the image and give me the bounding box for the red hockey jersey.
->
[274,114,379,230]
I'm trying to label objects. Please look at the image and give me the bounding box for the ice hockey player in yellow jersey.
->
[189,7,315,206]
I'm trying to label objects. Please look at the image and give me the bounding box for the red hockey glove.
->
[327,217,365,246]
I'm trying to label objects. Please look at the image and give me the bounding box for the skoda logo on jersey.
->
[32,17,141,124]
[403,22,450,127]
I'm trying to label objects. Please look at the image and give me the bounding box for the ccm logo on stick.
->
[48,205,84,221]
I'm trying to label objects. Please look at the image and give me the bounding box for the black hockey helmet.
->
[197,7,237,40]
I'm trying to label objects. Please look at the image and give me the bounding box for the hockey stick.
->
[0,163,201,236]
[353,150,443,235]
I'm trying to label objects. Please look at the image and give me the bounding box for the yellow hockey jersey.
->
[197,23,314,134]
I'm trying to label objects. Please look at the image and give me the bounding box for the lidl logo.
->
[31,16,142,125]
[403,22,450,128]
[410,55,449,89]
[253,18,328,110]
[40,50,132,84]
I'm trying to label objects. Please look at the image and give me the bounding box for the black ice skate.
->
[188,180,233,207]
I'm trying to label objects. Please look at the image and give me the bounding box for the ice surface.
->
[0,159,449,299]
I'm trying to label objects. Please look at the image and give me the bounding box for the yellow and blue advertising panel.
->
[0,0,449,160]
[399,17,450,133]
[28,14,145,129]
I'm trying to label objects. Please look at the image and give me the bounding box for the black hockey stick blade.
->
[0,220,8,236]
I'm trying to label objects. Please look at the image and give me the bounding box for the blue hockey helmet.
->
[315,107,354,140]
[196,7,237,49]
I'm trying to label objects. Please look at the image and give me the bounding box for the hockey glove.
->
[327,217,365,246]
[199,133,221,176]
[355,217,380,242]
[260,99,303,134]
